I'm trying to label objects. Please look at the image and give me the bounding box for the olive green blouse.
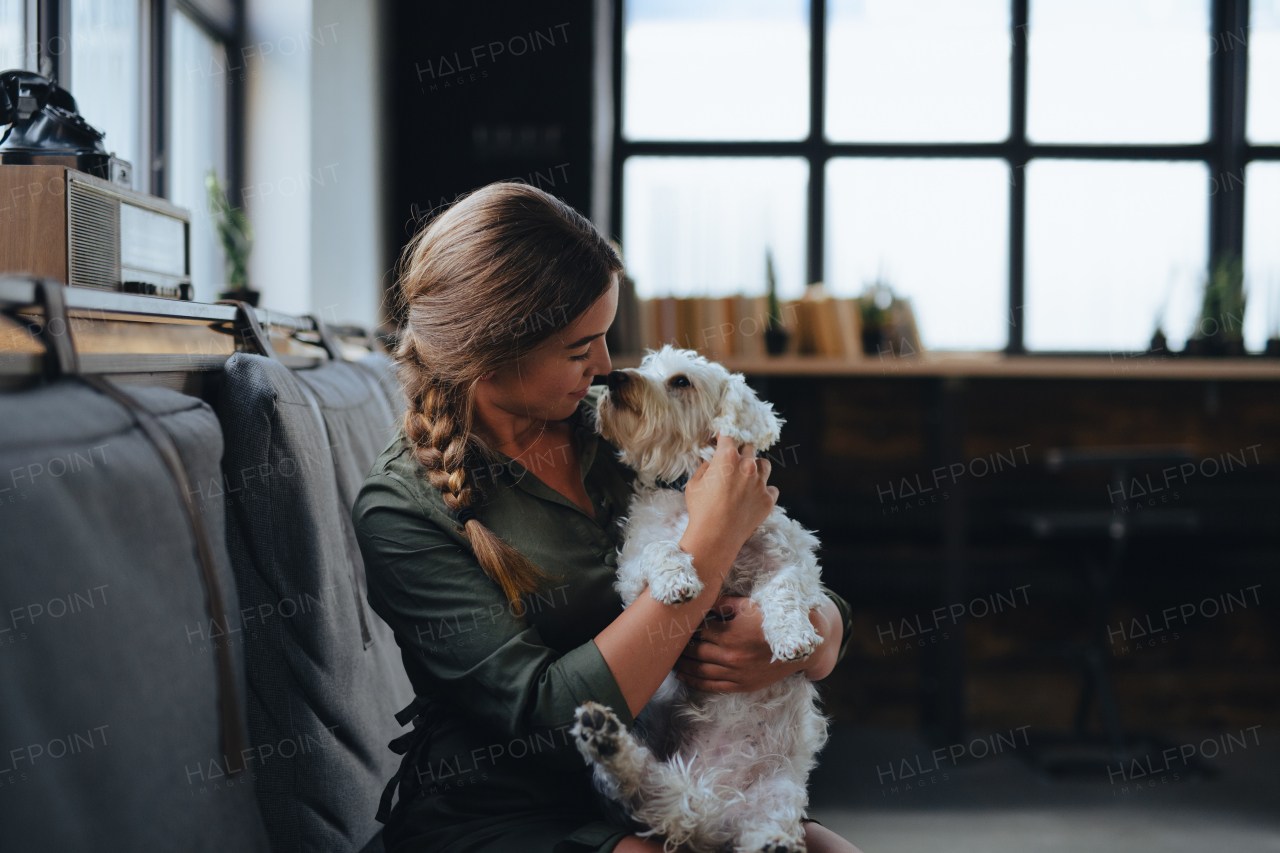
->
[352,386,852,852]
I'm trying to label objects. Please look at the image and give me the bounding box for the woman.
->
[353,182,861,853]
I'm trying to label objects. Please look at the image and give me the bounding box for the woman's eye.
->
[669,375,691,388]
[570,347,591,362]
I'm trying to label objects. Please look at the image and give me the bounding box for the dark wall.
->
[385,0,598,310]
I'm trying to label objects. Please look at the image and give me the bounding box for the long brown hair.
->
[394,182,622,606]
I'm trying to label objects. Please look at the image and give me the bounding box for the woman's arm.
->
[356,466,659,771]
[593,433,779,717]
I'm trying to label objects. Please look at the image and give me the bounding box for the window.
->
[19,1,239,301]
[0,0,23,71]
[612,0,1280,352]
[70,0,143,181]
[624,1,810,141]
[826,0,1010,143]
[1025,160,1208,351]
[624,157,808,298]
[1026,0,1210,144]
[1244,162,1280,348]
[168,10,228,303]
[1250,1,1280,143]
[826,158,1009,349]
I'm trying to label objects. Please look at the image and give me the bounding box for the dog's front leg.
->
[752,563,825,663]
[639,538,704,605]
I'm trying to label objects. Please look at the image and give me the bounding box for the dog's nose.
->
[606,371,629,392]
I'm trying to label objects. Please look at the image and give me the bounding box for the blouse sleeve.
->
[353,472,635,768]
[820,584,854,666]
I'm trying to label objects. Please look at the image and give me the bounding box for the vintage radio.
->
[0,164,192,300]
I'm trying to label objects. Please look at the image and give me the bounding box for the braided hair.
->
[394,182,622,607]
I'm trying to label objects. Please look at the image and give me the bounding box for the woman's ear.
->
[480,371,495,381]
[709,373,783,450]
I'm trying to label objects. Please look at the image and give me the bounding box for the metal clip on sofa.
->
[0,276,412,853]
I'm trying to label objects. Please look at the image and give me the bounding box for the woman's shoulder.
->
[354,429,457,539]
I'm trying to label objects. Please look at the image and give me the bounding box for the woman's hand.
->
[679,433,778,585]
[673,595,843,692]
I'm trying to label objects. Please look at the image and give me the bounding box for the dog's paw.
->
[648,569,704,605]
[741,828,806,853]
[768,624,823,663]
[639,542,703,604]
[571,701,626,763]
[759,839,805,853]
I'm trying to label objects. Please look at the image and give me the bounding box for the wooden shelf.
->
[611,351,1280,381]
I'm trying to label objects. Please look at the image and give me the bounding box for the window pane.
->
[70,0,141,177]
[1027,0,1210,144]
[1248,0,1280,143]
[826,0,1010,143]
[0,0,23,70]
[623,0,809,141]
[1244,162,1280,351]
[622,157,808,299]
[826,158,1009,350]
[169,11,227,304]
[1026,160,1208,352]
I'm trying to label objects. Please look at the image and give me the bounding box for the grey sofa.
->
[0,379,272,852]
[215,353,414,853]
[0,286,412,852]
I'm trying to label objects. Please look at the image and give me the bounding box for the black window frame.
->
[609,0,1280,354]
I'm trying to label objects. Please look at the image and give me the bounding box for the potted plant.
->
[206,169,258,306]
[858,279,893,355]
[1148,302,1169,356]
[1184,255,1246,357]
[763,248,789,356]
[1148,325,1169,356]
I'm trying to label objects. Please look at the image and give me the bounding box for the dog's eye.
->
[668,375,691,389]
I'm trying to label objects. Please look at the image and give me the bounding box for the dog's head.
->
[596,345,783,486]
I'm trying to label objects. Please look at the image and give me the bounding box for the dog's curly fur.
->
[572,346,830,853]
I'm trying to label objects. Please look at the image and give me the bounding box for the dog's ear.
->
[710,373,783,450]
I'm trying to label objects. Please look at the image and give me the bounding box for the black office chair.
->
[1010,446,1209,777]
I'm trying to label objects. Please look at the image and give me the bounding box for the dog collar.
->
[654,474,689,492]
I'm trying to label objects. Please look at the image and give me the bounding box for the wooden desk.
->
[612,351,1280,381]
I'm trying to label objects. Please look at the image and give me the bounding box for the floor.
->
[808,727,1280,853]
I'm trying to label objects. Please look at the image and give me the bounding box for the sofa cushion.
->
[0,380,271,852]
[357,352,406,425]
[215,354,414,853]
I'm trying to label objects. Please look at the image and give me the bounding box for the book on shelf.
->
[635,292,866,360]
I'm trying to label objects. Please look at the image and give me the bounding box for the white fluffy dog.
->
[571,346,830,853]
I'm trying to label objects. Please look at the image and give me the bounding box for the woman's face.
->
[480,275,619,424]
